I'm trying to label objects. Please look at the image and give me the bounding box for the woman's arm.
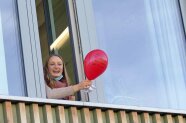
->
[46,79,92,99]
[46,85,75,99]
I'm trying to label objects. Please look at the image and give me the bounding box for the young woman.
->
[44,54,92,99]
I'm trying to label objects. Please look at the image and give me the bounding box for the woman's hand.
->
[72,79,92,92]
[78,79,92,90]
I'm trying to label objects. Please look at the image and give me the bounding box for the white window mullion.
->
[17,0,45,98]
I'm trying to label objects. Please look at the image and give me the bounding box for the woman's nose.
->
[54,64,58,68]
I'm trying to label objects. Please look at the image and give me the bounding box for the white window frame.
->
[17,0,45,97]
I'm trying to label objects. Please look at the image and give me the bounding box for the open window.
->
[35,0,85,100]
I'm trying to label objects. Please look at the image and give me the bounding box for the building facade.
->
[0,0,186,122]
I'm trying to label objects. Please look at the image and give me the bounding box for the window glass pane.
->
[92,0,186,109]
[0,1,26,96]
[0,12,8,95]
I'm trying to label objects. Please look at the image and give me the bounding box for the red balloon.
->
[84,49,108,80]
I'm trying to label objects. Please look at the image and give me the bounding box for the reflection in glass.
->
[92,0,186,109]
[0,1,26,96]
[0,12,8,94]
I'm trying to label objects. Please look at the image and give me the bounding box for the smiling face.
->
[47,56,63,78]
